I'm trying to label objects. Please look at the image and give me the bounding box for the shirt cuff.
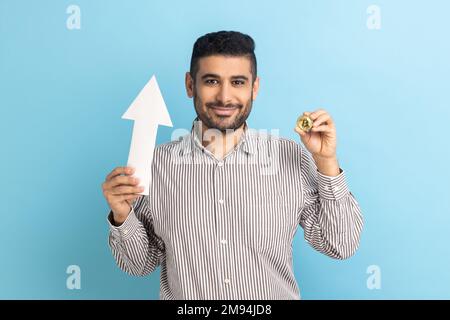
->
[107,208,141,241]
[317,168,350,201]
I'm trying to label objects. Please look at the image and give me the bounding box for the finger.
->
[118,194,141,202]
[106,167,127,181]
[311,125,333,133]
[106,166,135,181]
[111,185,145,195]
[312,114,331,128]
[294,126,305,136]
[309,109,327,121]
[294,126,308,137]
[109,175,140,188]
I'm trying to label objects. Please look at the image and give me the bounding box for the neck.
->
[199,121,246,160]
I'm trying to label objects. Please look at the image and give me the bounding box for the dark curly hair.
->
[190,30,257,83]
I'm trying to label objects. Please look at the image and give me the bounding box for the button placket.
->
[214,160,231,296]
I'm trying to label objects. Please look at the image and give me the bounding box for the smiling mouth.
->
[209,106,238,116]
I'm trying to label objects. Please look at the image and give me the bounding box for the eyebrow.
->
[201,73,249,81]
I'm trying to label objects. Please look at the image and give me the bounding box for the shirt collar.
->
[180,117,256,156]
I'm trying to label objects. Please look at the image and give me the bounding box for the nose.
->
[217,82,232,105]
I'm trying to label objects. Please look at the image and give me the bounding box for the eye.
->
[232,80,245,86]
[205,79,219,85]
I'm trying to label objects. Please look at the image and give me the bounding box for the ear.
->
[252,76,260,101]
[185,72,194,98]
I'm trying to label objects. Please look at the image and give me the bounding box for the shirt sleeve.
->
[297,145,364,260]
[107,195,165,276]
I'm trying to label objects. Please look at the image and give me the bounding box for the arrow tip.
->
[122,75,173,127]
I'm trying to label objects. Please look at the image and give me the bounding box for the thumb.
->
[294,126,308,139]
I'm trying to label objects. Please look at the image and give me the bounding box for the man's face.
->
[186,55,259,132]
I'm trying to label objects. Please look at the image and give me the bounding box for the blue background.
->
[1,0,449,299]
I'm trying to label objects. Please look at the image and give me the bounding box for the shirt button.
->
[217,161,224,167]
[123,229,129,235]
[218,199,224,205]
[333,186,340,192]
[224,279,230,284]
[221,239,227,245]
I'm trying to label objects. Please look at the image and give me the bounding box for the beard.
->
[193,88,253,132]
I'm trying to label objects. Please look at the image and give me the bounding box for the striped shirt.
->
[107,119,364,300]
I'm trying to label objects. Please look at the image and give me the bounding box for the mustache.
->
[206,101,243,109]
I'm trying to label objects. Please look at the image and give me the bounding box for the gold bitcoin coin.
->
[297,115,313,132]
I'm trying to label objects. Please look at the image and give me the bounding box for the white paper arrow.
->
[122,75,172,195]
